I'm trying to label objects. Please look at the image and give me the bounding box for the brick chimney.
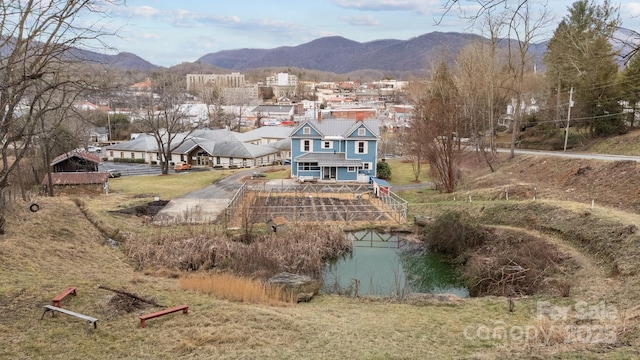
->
[317,110,322,122]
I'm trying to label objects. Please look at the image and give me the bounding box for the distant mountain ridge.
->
[70,48,159,71]
[196,32,546,75]
[67,31,552,75]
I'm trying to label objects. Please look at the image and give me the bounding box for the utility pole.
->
[107,111,111,142]
[563,87,574,152]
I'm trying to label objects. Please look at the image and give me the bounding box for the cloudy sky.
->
[95,0,640,67]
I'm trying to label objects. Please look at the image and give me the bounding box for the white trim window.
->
[362,162,371,171]
[358,128,366,136]
[355,141,368,154]
[303,127,311,135]
[321,140,333,149]
[347,166,356,172]
[301,139,312,152]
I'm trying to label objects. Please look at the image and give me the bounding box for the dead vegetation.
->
[420,211,570,297]
[123,225,351,279]
[462,228,570,297]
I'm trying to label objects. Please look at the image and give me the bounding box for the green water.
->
[322,230,469,298]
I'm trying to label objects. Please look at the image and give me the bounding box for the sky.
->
[94,0,640,67]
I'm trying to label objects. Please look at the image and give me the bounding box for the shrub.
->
[376,161,391,179]
[462,229,564,297]
[421,210,487,259]
[113,158,146,164]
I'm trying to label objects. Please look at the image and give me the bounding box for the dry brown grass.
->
[179,273,295,305]
[4,150,640,358]
[123,225,351,279]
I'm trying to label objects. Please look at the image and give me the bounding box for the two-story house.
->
[290,117,379,182]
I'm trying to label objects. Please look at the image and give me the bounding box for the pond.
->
[322,230,469,298]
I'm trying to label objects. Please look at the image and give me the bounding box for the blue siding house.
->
[290,117,380,182]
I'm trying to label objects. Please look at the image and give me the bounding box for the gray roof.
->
[171,138,216,155]
[295,152,363,167]
[213,141,279,158]
[106,134,158,152]
[251,105,294,115]
[107,128,281,159]
[190,128,243,142]
[236,126,292,142]
[267,138,291,151]
[291,117,380,138]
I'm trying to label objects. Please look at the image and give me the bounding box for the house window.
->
[347,166,356,172]
[303,127,310,135]
[358,128,366,136]
[299,162,320,171]
[229,157,234,165]
[322,140,333,149]
[109,151,114,158]
[362,162,371,170]
[356,141,367,154]
[130,152,135,159]
[216,156,221,165]
[119,152,124,159]
[301,139,312,152]
[156,153,161,160]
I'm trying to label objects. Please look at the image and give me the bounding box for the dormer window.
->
[358,128,366,136]
[303,127,311,135]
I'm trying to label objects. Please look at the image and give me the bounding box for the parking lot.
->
[98,162,210,177]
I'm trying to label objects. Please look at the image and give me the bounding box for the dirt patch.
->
[464,154,640,213]
[249,193,394,225]
[114,200,169,217]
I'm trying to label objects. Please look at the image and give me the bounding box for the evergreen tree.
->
[544,0,624,136]
[620,53,640,128]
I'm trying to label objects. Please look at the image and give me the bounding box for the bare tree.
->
[224,87,253,131]
[134,72,196,175]
[0,0,119,201]
[36,71,94,196]
[413,62,464,192]
[503,1,551,158]
[200,85,227,129]
[404,80,429,182]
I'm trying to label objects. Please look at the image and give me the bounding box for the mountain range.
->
[87,32,549,76]
[196,32,547,75]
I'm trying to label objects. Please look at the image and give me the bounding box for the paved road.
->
[496,148,640,162]
[153,168,284,224]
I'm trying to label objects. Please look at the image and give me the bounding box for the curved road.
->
[496,148,640,162]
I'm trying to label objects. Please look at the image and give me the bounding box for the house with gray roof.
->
[104,128,282,169]
[290,117,380,182]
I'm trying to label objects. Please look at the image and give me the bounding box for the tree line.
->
[407,0,639,193]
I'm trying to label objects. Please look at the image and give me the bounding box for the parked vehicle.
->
[174,162,191,171]
[107,170,121,178]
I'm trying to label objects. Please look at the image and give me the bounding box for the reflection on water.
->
[322,230,469,298]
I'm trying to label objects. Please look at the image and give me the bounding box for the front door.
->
[323,167,336,180]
